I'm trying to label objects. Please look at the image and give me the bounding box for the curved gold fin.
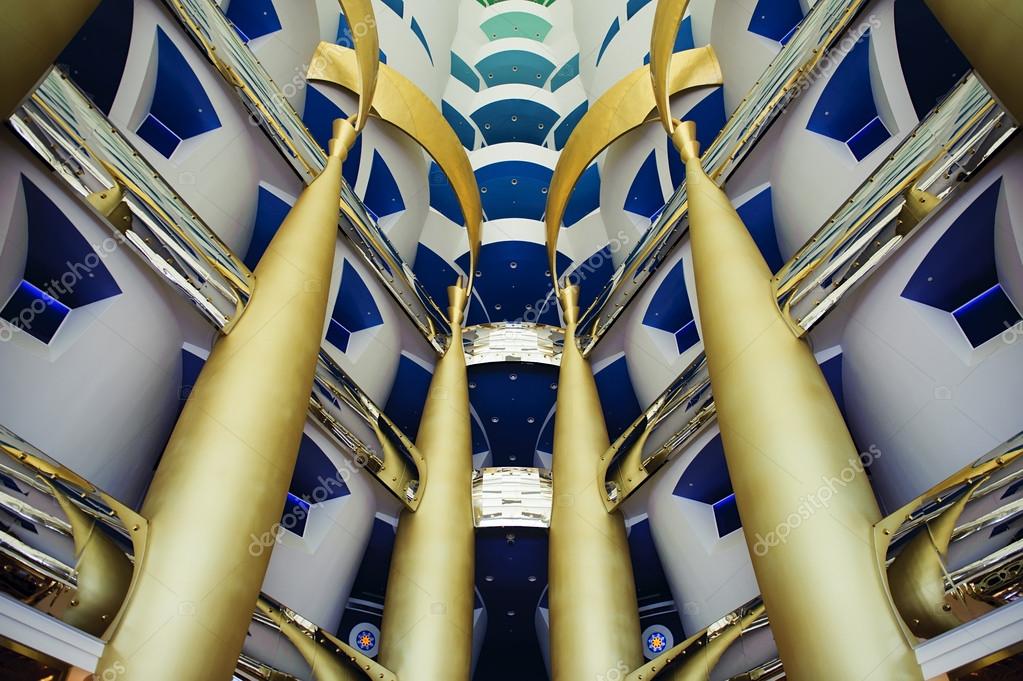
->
[544,47,722,286]
[380,282,475,680]
[308,43,482,296]
[336,0,379,132]
[650,0,693,134]
[627,604,765,681]
[887,478,985,639]
[39,478,133,638]
[257,598,395,681]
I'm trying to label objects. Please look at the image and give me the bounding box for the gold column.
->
[548,285,643,680]
[0,0,100,117]
[924,0,1023,122]
[379,283,475,681]
[676,122,922,681]
[96,121,356,681]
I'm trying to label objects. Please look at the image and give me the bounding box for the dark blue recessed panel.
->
[551,54,580,92]
[20,176,121,309]
[478,50,556,87]
[594,356,642,441]
[627,0,655,19]
[666,88,727,188]
[954,285,1021,348]
[177,347,206,415]
[456,242,568,325]
[328,260,384,352]
[289,433,350,503]
[363,151,405,218]
[443,101,477,150]
[348,518,396,604]
[748,0,805,44]
[675,16,695,52]
[451,53,480,92]
[302,86,363,187]
[1,281,70,344]
[280,493,310,536]
[673,433,733,506]
[564,163,600,227]
[819,352,847,417]
[472,100,560,146]
[562,245,615,322]
[474,527,549,681]
[141,28,221,158]
[735,185,784,273]
[468,363,560,466]
[806,31,891,160]
[625,151,665,219]
[713,494,742,536]
[902,179,1001,312]
[477,161,552,221]
[226,0,282,42]
[58,0,133,114]
[410,17,433,64]
[384,354,433,441]
[412,243,463,317]
[894,0,971,120]
[643,259,699,355]
[628,519,673,605]
[243,186,292,269]
[596,18,621,66]
[553,100,587,150]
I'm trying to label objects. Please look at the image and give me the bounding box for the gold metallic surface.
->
[308,43,482,288]
[98,129,350,681]
[544,48,722,284]
[336,0,379,132]
[548,285,642,681]
[627,604,765,681]
[39,480,133,638]
[379,284,475,681]
[888,480,982,639]
[0,0,100,117]
[924,0,1023,122]
[256,598,395,681]
[650,0,692,134]
[677,122,921,681]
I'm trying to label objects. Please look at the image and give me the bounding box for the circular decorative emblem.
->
[349,623,380,657]
[641,625,673,660]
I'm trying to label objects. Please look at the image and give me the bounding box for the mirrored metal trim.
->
[463,323,564,367]
[472,467,552,529]
[8,70,251,331]
[576,0,870,355]
[162,0,449,350]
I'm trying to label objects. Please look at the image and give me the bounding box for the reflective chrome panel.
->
[472,467,553,529]
[578,0,871,354]
[9,70,251,331]
[777,74,1019,333]
[162,0,449,348]
[463,323,563,367]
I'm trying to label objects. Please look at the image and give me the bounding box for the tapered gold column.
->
[676,121,921,681]
[548,285,643,680]
[97,121,355,681]
[379,284,475,681]
[0,0,100,117]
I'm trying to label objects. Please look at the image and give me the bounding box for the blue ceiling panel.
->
[289,433,350,503]
[451,53,480,92]
[58,0,133,114]
[625,151,665,219]
[596,18,621,66]
[474,527,549,681]
[226,0,282,42]
[627,0,655,19]
[384,354,433,441]
[413,243,463,313]
[328,260,384,352]
[643,259,699,355]
[713,494,741,536]
[428,162,465,224]
[894,0,971,120]
[477,161,552,221]
[0,282,69,344]
[735,185,784,273]
[410,17,434,64]
[553,100,587,150]
[673,433,734,506]
[302,86,363,187]
[281,493,310,536]
[675,16,695,52]
[347,518,396,604]
[472,100,560,146]
[550,54,580,92]
[177,347,206,416]
[467,363,559,466]
[563,163,600,227]
[443,101,477,150]
[594,355,642,441]
[478,50,556,87]
[139,28,221,158]
[628,519,673,605]
[380,0,403,18]
[243,186,292,269]
[819,352,847,417]
[363,151,406,218]
[456,242,569,325]
[748,0,805,44]
[666,88,728,188]
[954,285,1021,348]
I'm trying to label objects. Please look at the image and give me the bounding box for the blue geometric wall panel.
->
[894,0,971,120]
[226,0,282,42]
[137,28,221,158]
[468,363,560,466]
[456,242,570,325]
[451,53,480,91]
[443,101,477,149]
[594,356,642,441]
[384,354,433,440]
[289,433,350,503]
[472,100,560,146]
[666,88,728,188]
[478,50,556,87]
[243,186,292,269]
[596,19,621,66]
[748,0,805,44]
[643,259,699,354]
[363,151,406,219]
[551,54,580,92]
[58,0,133,114]
[327,261,384,352]
[735,186,784,273]
[625,151,666,219]
[410,17,434,64]
[303,86,363,187]
[554,101,587,150]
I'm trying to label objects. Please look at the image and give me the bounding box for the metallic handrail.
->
[163,0,450,348]
[576,0,871,354]
[599,74,1016,509]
